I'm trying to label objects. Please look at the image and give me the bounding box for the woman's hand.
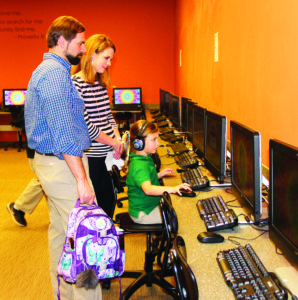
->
[113,139,123,159]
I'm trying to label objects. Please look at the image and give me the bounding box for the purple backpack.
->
[57,199,125,298]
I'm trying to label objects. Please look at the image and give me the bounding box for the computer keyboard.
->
[174,152,199,169]
[181,167,210,190]
[170,142,189,154]
[217,244,287,299]
[157,120,169,128]
[150,109,160,115]
[196,195,238,231]
[160,132,184,143]
[153,115,167,123]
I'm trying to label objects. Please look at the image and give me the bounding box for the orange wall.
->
[175,0,298,166]
[0,0,175,107]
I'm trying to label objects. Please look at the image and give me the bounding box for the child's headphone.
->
[132,121,150,151]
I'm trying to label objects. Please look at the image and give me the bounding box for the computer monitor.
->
[269,139,298,269]
[168,93,173,119]
[163,91,170,117]
[171,94,181,129]
[112,87,142,109]
[186,100,194,143]
[192,105,207,159]
[2,89,26,108]
[204,110,227,183]
[160,89,165,114]
[230,121,262,224]
[181,97,190,132]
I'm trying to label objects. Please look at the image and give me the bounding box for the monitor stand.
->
[209,177,232,188]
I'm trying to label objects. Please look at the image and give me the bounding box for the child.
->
[126,120,192,224]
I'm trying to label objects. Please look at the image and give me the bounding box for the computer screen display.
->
[230,121,262,224]
[204,110,227,183]
[269,139,298,268]
[171,95,181,129]
[192,105,207,159]
[3,89,26,107]
[112,87,142,106]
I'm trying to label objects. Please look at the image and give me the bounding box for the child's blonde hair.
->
[129,120,158,151]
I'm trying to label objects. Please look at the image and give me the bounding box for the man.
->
[25,16,102,300]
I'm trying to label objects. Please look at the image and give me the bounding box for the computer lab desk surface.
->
[157,146,294,300]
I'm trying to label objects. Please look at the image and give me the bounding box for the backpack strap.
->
[57,275,61,300]
[119,277,123,300]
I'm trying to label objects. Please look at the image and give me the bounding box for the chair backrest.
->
[151,152,161,173]
[141,107,147,120]
[160,192,178,235]
[108,169,119,219]
[170,236,199,300]
[111,165,125,194]
[156,193,179,273]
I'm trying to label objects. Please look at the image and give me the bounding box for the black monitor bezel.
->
[230,120,262,224]
[181,97,190,132]
[204,110,227,183]
[186,100,194,143]
[269,139,298,269]
[159,89,165,114]
[163,91,170,117]
[2,88,27,108]
[170,94,181,130]
[192,104,207,159]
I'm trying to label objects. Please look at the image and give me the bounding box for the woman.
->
[72,34,122,218]
[126,120,191,224]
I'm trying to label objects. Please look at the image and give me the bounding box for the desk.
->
[156,132,294,299]
[158,146,293,299]
[0,111,20,145]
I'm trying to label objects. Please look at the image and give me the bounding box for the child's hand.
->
[158,168,175,178]
[176,183,192,196]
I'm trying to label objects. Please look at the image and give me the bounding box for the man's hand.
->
[77,178,95,205]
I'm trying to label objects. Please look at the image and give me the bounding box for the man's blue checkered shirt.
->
[25,53,91,160]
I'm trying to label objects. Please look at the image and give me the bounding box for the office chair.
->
[110,164,129,208]
[4,107,24,152]
[170,236,199,300]
[151,152,161,173]
[115,112,133,135]
[141,106,147,120]
[114,192,178,299]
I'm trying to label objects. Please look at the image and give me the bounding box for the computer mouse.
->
[197,231,224,243]
[180,189,196,197]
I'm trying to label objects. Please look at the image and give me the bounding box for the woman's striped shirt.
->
[72,75,117,157]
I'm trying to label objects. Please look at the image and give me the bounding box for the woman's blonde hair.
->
[72,34,116,87]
